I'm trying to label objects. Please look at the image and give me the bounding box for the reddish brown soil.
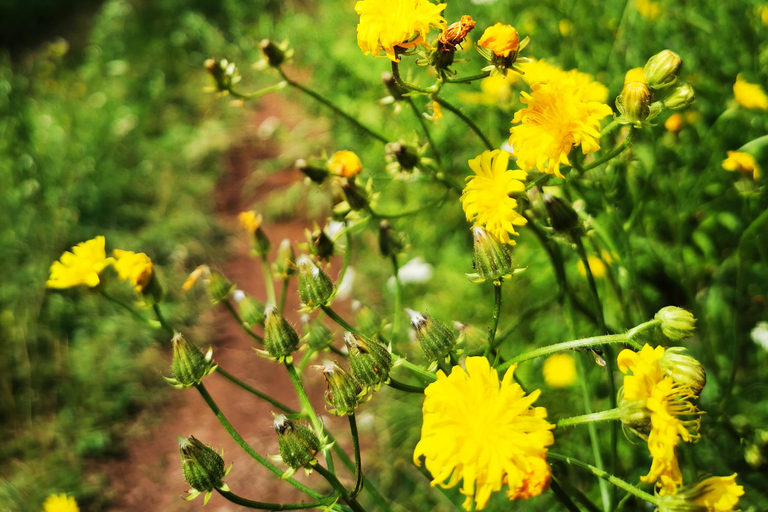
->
[102,99,359,511]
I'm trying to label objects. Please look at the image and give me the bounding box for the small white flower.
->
[397,257,434,284]
[751,322,768,351]
[232,289,246,303]
[335,267,356,300]
[324,220,345,240]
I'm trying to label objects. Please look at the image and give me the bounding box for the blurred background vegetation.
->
[1,0,766,510]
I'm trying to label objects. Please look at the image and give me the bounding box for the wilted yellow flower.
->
[478,23,520,57]
[577,256,608,279]
[328,150,363,178]
[665,113,683,132]
[414,357,555,510]
[543,354,577,387]
[43,494,79,512]
[238,211,262,234]
[355,0,447,61]
[424,101,443,123]
[733,74,768,110]
[461,150,527,245]
[517,60,609,103]
[723,151,761,180]
[113,250,154,293]
[46,236,112,289]
[635,0,661,19]
[438,15,476,51]
[625,67,646,84]
[182,265,211,292]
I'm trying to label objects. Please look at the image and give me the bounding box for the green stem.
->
[406,96,442,166]
[279,278,290,315]
[348,413,364,498]
[387,378,426,393]
[484,282,502,358]
[549,476,582,512]
[315,465,368,512]
[524,172,553,191]
[444,71,491,84]
[194,383,322,499]
[216,366,296,413]
[398,359,438,383]
[390,61,437,94]
[100,291,153,327]
[390,254,402,343]
[556,408,623,428]
[548,452,660,506]
[321,305,360,336]
[279,68,389,144]
[222,298,264,343]
[228,81,287,101]
[371,193,451,219]
[331,444,392,512]
[334,230,353,303]
[582,129,634,172]
[152,303,175,334]
[261,256,277,308]
[215,488,337,510]
[599,119,621,138]
[434,96,494,151]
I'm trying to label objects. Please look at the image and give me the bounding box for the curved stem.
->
[321,305,360,336]
[398,359,438,383]
[217,366,296,413]
[406,96,442,166]
[260,256,277,308]
[194,383,322,499]
[222,298,264,343]
[390,254,402,343]
[599,119,621,139]
[582,129,634,172]
[387,378,426,393]
[152,303,175,334]
[215,488,338,510]
[278,68,389,144]
[100,291,153,327]
[332,443,393,512]
[556,408,623,428]
[434,96,494,151]
[228,81,287,100]
[348,413,364,498]
[484,282,502,358]
[444,71,491,84]
[285,362,334,472]
[390,61,436,94]
[315,465,368,512]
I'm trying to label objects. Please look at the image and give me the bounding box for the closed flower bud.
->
[274,239,297,279]
[386,142,420,172]
[303,317,333,351]
[328,150,363,178]
[643,50,682,89]
[179,435,228,503]
[296,158,328,184]
[166,334,217,389]
[273,415,320,470]
[238,211,271,256]
[661,82,696,110]
[655,306,696,340]
[468,226,513,283]
[308,229,335,262]
[206,272,235,304]
[263,307,300,361]
[342,180,370,211]
[745,443,764,469]
[406,309,457,361]
[204,58,239,93]
[297,255,334,311]
[239,296,265,328]
[378,220,403,257]
[345,332,392,389]
[544,194,581,235]
[616,81,654,126]
[619,400,652,431]
[355,303,383,338]
[260,39,287,67]
[382,71,406,101]
[659,347,706,395]
[321,360,363,415]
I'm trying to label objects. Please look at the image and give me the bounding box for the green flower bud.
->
[616,81,654,126]
[297,255,334,311]
[302,315,333,351]
[321,360,362,415]
[661,82,695,110]
[453,321,487,355]
[467,226,513,284]
[544,194,580,235]
[308,229,335,262]
[260,39,287,67]
[274,239,297,279]
[252,226,272,258]
[755,429,768,448]
[354,302,383,338]
[406,309,457,361]
[239,296,265,328]
[263,307,300,361]
[659,347,706,395]
[342,180,370,211]
[204,58,239,93]
[206,272,235,304]
[345,332,392,389]
[745,443,765,469]
[619,400,652,431]
[166,334,217,389]
[379,220,403,258]
[643,50,682,89]
[296,158,328,184]
[273,415,320,470]
[386,142,420,172]
[655,306,696,340]
[381,71,406,101]
[179,435,228,503]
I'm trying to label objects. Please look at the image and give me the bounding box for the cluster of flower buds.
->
[406,309,458,362]
[273,415,320,477]
[165,334,217,389]
[345,332,393,390]
[261,307,300,362]
[179,435,230,504]
[297,255,334,311]
[321,360,365,415]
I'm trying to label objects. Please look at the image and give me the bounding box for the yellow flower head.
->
[635,0,662,19]
[558,20,574,37]
[182,264,211,292]
[112,250,154,293]
[355,0,447,61]
[733,74,768,110]
[758,5,768,26]
[46,236,112,289]
[510,79,613,177]
[577,255,608,279]
[517,60,609,103]
[690,474,744,511]
[328,150,363,178]
[478,23,520,57]
[665,113,683,132]
[461,150,527,245]
[625,67,647,84]
[543,353,577,388]
[414,357,555,510]
[238,211,262,234]
[43,494,79,512]
[722,151,761,180]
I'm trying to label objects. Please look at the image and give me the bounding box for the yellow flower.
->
[757,5,768,26]
[238,211,262,234]
[46,236,112,289]
[665,113,683,132]
[182,265,210,292]
[577,256,608,279]
[722,151,761,180]
[733,74,768,110]
[112,250,154,293]
[43,494,79,512]
[328,150,363,178]
[558,20,574,37]
[478,23,520,57]
[424,101,443,123]
[461,150,527,245]
[542,354,577,388]
[625,67,646,84]
[517,60,609,103]
[690,474,744,511]
[414,357,555,510]
[355,0,447,61]
[635,0,661,19]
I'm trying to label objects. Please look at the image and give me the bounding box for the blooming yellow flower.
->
[414,357,555,510]
[355,0,447,61]
[635,0,661,19]
[46,236,112,289]
[112,250,154,293]
[690,474,744,511]
[517,60,609,103]
[461,150,527,245]
[238,211,262,234]
[665,113,683,132]
[328,150,363,178]
[43,493,79,512]
[733,74,768,110]
[625,67,646,84]
[577,255,608,279]
[722,151,761,180]
[542,353,577,387]
[478,23,520,57]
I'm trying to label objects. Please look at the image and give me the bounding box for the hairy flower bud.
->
[204,59,239,93]
[341,180,370,211]
[303,316,333,351]
[406,309,457,361]
[468,226,513,284]
[616,81,654,126]
[260,39,287,67]
[378,220,403,258]
[179,435,228,503]
[643,50,682,89]
[206,272,234,304]
[659,347,706,395]
[239,296,265,328]
[273,415,320,470]
[321,360,362,415]
[544,194,580,235]
[166,334,217,389]
[308,229,335,262]
[386,142,420,172]
[263,307,300,361]
[345,332,392,389]
[661,82,695,110]
[355,303,383,338]
[296,158,329,184]
[655,306,696,340]
[274,239,297,279]
[297,255,334,311]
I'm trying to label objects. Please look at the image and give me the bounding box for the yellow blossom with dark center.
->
[461,150,527,245]
[355,0,447,61]
[328,150,363,178]
[46,236,113,289]
[414,357,555,510]
[113,250,154,293]
[722,151,761,180]
[43,494,79,512]
[733,74,768,110]
[478,23,520,57]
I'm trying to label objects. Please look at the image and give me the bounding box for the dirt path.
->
[102,99,360,511]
